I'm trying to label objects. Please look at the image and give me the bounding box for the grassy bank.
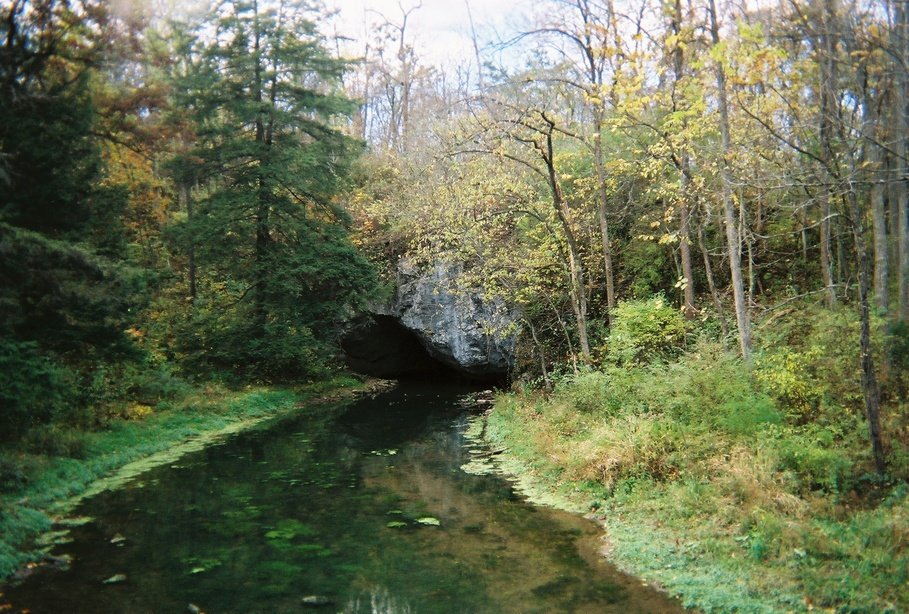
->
[481,340,909,613]
[0,374,374,581]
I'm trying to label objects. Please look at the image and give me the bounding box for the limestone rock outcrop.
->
[393,261,515,376]
[341,261,517,379]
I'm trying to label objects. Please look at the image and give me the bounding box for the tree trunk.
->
[581,0,616,325]
[899,179,909,320]
[253,0,269,326]
[708,0,751,360]
[543,120,591,359]
[698,219,728,337]
[818,0,839,307]
[527,318,550,388]
[896,0,909,320]
[593,122,616,324]
[820,190,838,306]
[670,0,696,318]
[846,187,887,474]
[872,179,888,311]
[179,182,196,303]
[863,79,889,312]
[679,190,696,317]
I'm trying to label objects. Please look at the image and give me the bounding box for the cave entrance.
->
[340,314,507,384]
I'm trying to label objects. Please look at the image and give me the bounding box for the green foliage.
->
[774,425,854,492]
[755,347,825,422]
[156,0,375,380]
[620,238,673,299]
[21,425,89,459]
[604,296,690,365]
[0,506,53,582]
[716,395,781,436]
[888,321,909,393]
[553,369,612,414]
[754,306,890,418]
[0,73,101,238]
[0,456,30,491]
[0,339,75,439]
[0,223,140,357]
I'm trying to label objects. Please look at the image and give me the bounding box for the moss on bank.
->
[480,348,909,613]
[0,375,376,581]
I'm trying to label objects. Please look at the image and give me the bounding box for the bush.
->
[659,340,779,434]
[604,296,690,365]
[554,370,613,414]
[755,305,888,417]
[21,424,88,458]
[773,425,855,493]
[754,347,825,423]
[717,396,782,436]
[0,339,75,439]
[0,456,29,490]
[888,320,909,395]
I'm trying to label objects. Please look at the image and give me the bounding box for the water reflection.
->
[5,384,682,613]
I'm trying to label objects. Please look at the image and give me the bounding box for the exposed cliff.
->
[394,261,515,376]
[342,261,517,379]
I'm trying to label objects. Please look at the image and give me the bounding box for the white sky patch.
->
[329,0,530,69]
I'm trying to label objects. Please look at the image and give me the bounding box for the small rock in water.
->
[415,516,441,526]
[301,595,332,606]
[187,604,205,614]
[110,533,127,545]
[44,554,73,571]
[102,573,127,584]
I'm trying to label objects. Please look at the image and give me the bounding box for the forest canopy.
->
[2,0,909,609]
[0,0,374,437]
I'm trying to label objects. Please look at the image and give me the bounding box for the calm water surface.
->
[5,383,683,613]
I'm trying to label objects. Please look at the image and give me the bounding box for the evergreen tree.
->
[0,0,141,436]
[170,0,374,379]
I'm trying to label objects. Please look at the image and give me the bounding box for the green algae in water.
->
[3,384,684,614]
[264,519,317,541]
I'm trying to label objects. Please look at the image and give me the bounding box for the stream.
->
[4,383,683,613]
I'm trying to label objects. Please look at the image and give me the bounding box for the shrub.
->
[664,340,779,434]
[0,456,29,490]
[717,396,782,436]
[22,424,89,458]
[755,305,888,417]
[754,347,825,423]
[773,425,855,493]
[554,370,613,414]
[604,296,690,365]
[888,320,909,395]
[0,339,75,440]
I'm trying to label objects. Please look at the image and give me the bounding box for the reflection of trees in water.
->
[343,585,414,614]
[5,388,681,613]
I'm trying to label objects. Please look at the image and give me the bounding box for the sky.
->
[329,0,531,68]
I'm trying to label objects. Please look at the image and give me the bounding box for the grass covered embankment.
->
[482,304,909,612]
[0,375,374,581]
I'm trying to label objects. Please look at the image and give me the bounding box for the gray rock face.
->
[393,261,516,376]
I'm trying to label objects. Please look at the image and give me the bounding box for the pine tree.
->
[172,0,374,379]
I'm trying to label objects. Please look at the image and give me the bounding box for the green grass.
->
[482,345,909,613]
[0,374,368,580]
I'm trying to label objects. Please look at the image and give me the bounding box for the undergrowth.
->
[486,301,908,613]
